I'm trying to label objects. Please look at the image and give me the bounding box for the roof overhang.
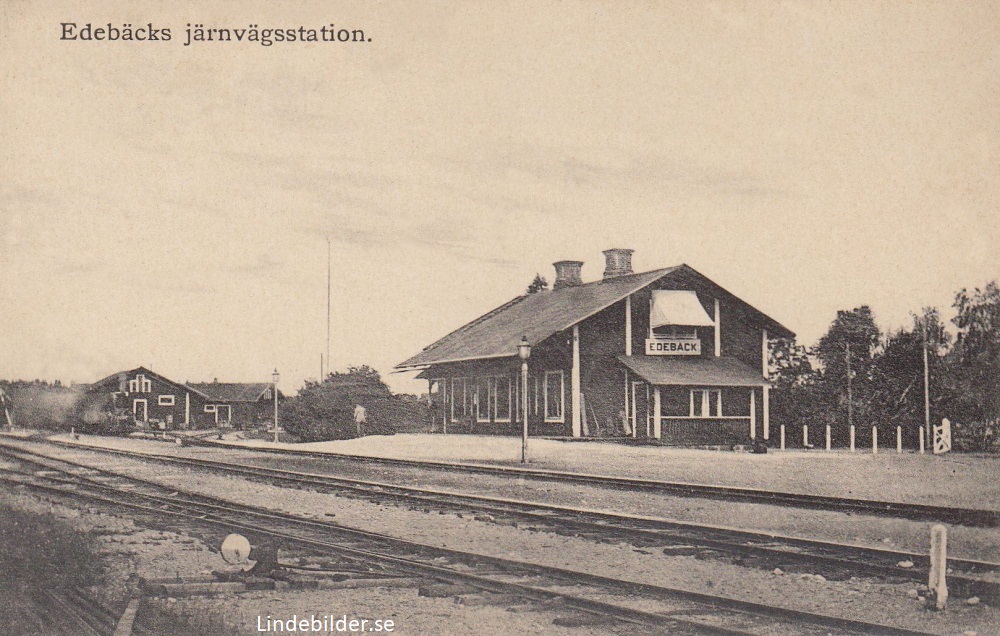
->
[618,354,768,387]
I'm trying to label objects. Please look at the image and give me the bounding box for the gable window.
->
[128,374,152,394]
[158,395,175,406]
[652,325,698,340]
[204,404,217,413]
[544,371,564,422]
[690,389,722,418]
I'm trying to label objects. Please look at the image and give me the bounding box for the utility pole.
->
[846,342,853,433]
[326,236,331,381]
[923,319,931,446]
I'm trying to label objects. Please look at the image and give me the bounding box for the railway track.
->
[3,439,998,604]
[0,445,937,636]
[184,437,1000,528]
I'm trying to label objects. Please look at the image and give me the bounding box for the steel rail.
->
[6,439,998,591]
[0,458,934,636]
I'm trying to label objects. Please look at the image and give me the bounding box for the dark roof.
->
[618,354,767,387]
[397,267,679,368]
[186,382,272,403]
[396,264,794,369]
[88,367,213,400]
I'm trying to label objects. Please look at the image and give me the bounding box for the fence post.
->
[919,426,925,455]
[872,426,878,454]
[929,524,948,610]
[825,425,831,451]
[850,425,855,452]
[780,424,785,451]
[896,426,902,454]
[803,424,808,448]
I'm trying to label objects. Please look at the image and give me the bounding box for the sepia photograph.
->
[1,1,998,634]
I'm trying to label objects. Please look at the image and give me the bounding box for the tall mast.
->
[326,236,331,379]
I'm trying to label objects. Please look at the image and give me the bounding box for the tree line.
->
[770,281,1000,451]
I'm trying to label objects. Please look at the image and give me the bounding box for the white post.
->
[762,385,770,440]
[780,424,785,450]
[850,425,855,452]
[714,299,721,357]
[825,425,831,451]
[749,390,756,440]
[761,329,769,377]
[929,524,948,610]
[803,424,808,447]
[897,426,902,454]
[625,295,632,356]
[920,426,925,454]
[872,426,878,454]
[653,387,662,440]
[571,325,581,438]
[184,391,190,427]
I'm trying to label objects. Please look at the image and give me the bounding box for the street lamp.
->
[272,368,280,443]
[518,336,531,464]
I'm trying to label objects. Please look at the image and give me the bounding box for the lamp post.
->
[272,368,280,443]
[518,336,531,464]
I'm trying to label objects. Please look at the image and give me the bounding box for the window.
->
[494,376,512,422]
[476,377,492,422]
[128,374,152,393]
[544,371,564,422]
[451,378,469,421]
[690,389,722,417]
[158,395,175,406]
[653,325,698,340]
[204,404,217,413]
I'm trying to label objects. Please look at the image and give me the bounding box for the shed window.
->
[544,371,564,422]
[451,378,469,421]
[158,395,175,406]
[690,389,722,418]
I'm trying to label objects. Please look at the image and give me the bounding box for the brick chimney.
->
[602,248,634,279]
[552,260,584,290]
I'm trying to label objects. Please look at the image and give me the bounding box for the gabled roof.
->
[186,382,273,403]
[396,264,794,370]
[618,354,767,387]
[397,267,677,369]
[88,366,213,400]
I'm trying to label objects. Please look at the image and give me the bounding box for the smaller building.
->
[80,367,279,431]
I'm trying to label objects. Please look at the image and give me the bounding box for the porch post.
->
[625,295,633,356]
[653,386,662,440]
[571,324,582,437]
[714,299,721,356]
[184,391,190,427]
[763,385,770,440]
[749,388,757,440]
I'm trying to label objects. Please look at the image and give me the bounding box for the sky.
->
[1,1,998,395]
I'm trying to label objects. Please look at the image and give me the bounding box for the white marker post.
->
[803,424,809,448]
[919,426,925,455]
[780,424,785,451]
[929,524,948,610]
[897,426,902,454]
[850,425,856,452]
[825,424,831,451]
[872,426,878,454]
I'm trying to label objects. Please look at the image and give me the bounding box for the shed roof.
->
[396,264,793,369]
[618,354,767,387]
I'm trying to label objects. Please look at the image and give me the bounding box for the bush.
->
[951,419,998,453]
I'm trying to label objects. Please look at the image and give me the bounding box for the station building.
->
[396,249,794,446]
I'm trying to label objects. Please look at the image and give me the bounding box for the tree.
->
[768,338,821,432]
[526,274,549,294]
[948,282,1000,449]
[281,366,428,442]
[812,306,882,434]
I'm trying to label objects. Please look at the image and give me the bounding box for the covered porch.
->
[618,355,771,446]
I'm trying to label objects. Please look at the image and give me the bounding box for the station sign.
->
[645,338,701,356]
